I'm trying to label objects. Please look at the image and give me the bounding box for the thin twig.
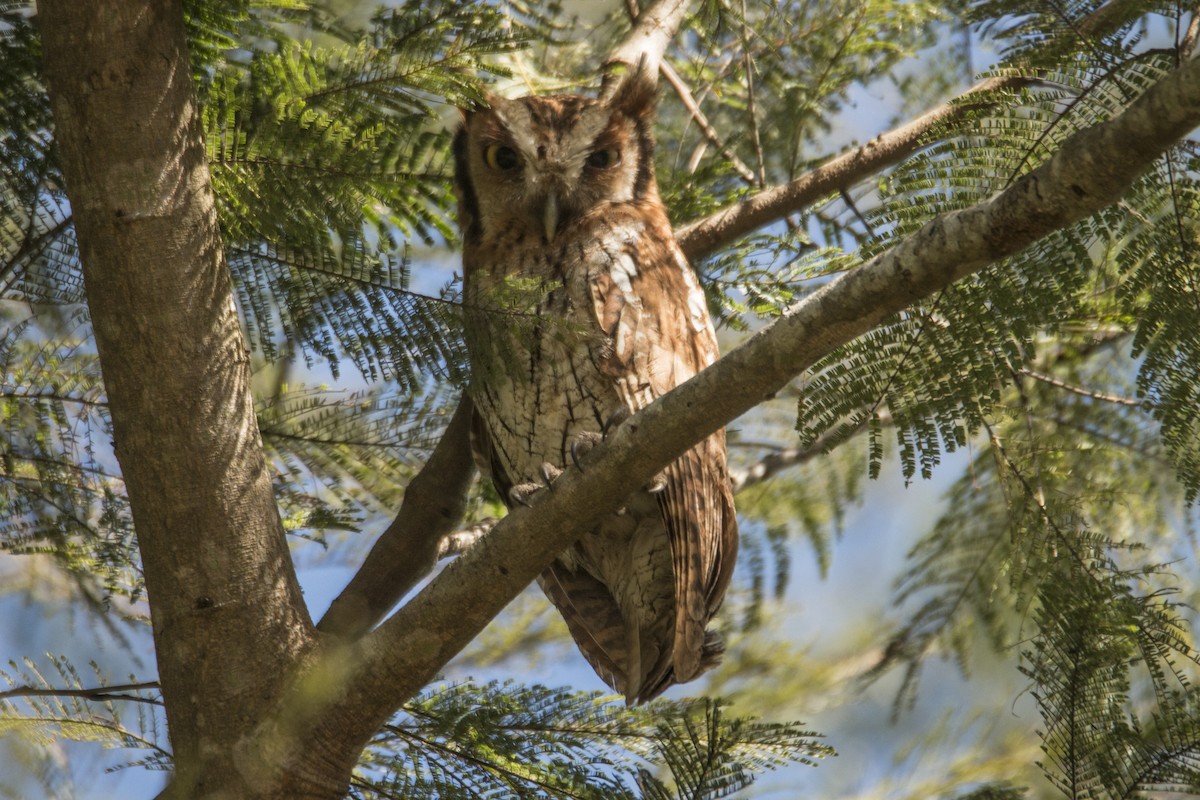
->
[730,410,893,493]
[1018,368,1145,407]
[0,681,162,706]
[660,61,758,183]
[740,0,767,188]
[620,0,758,184]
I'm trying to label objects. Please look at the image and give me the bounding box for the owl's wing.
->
[585,214,739,689]
[471,400,636,697]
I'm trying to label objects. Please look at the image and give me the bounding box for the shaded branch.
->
[730,410,891,493]
[317,397,475,638]
[676,74,1031,261]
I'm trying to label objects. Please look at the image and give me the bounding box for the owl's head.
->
[453,67,659,246]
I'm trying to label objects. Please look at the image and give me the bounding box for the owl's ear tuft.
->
[608,58,658,119]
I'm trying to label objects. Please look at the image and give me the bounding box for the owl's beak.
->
[542,192,559,243]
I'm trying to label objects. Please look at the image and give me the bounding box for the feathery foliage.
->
[0,655,168,783]
[355,681,830,799]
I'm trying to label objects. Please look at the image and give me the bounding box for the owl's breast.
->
[464,246,621,489]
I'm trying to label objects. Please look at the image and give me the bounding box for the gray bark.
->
[38,1,320,796]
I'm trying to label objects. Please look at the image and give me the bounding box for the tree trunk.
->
[38,1,323,795]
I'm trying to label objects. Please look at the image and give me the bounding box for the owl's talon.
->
[570,431,603,470]
[508,482,542,507]
[645,472,668,493]
[540,462,562,489]
[602,407,632,436]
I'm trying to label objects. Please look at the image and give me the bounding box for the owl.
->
[453,67,738,704]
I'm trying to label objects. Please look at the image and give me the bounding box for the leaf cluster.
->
[355,680,832,799]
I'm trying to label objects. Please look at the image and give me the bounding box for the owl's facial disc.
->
[462,94,643,242]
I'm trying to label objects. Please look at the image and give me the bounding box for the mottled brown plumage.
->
[454,68,737,703]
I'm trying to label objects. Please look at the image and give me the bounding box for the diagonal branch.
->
[430,411,884,562]
[674,0,1161,262]
[317,398,475,638]
[301,45,1200,769]
[660,60,758,183]
[676,73,1031,261]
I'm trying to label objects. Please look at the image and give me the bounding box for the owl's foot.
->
[645,470,667,494]
[603,407,631,435]
[607,410,667,491]
[571,412,664,490]
[570,409,631,472]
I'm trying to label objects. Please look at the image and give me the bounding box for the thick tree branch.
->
[295,46,1200,778]
[317,398,475,638]
[676,74,1029,261]
[601,0,691,92]
[428,419,866,564]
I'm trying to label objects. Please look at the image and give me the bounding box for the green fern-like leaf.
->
[354,681,830,800]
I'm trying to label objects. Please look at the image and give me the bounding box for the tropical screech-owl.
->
[453,67,738,703]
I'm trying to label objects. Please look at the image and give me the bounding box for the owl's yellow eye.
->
[586,148,620,169]
[484,144,520,170]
